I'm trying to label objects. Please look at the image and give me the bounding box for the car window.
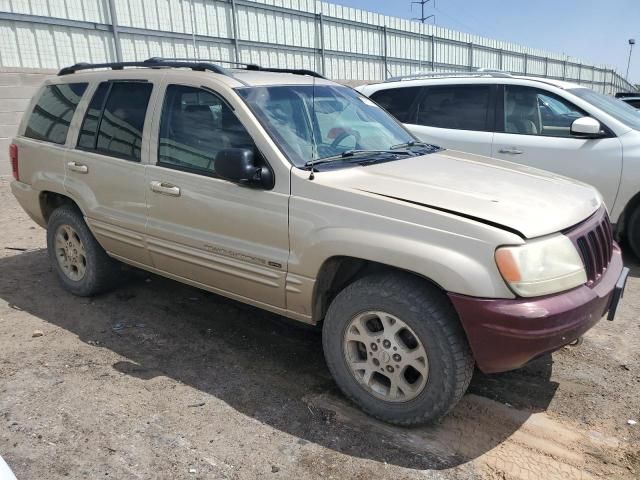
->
[77,81,152,161]
[625,99,640,109]
[504,86,586,138]
[416,85,491,131]
[369,87,421,123]
[77,82,109,150]
[24,83,88,144]
[569,88,640,130]
[238,85,416,167]
[158,85,255,175]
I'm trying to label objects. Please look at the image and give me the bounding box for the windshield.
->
[569,88,640,130]
[237,85,418,167]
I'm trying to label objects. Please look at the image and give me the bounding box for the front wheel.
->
[626,206,640,259]
[322,273,474,425]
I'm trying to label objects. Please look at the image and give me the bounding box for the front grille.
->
[565,207,613,286]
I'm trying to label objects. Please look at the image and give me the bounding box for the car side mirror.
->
[214,148,274,189]
[570,117,604,138]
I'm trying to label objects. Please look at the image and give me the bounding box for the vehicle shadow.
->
[0,249,559,470]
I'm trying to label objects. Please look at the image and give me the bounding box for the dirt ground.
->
[0,175,638,480]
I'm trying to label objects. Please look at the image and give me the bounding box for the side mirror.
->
[570,117,604,138]
[214,148,274,189]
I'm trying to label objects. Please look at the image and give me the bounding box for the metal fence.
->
[0,0,636,93]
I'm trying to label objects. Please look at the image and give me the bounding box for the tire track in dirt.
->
[305,392,634,479]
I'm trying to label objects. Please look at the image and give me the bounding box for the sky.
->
[331,0,640,86]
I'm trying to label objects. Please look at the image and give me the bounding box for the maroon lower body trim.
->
[448,244,624,374]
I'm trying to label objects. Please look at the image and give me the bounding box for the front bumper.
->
[448,244,626,374]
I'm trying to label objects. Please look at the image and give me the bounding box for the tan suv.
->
[9,58,629,425]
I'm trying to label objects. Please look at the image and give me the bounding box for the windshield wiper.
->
[304,149,412,168]
[390,140,432,150]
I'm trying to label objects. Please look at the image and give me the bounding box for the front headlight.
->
[495,234,587,297]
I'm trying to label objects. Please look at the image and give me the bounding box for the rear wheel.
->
[322,272,474,425]
[46,205,119,296]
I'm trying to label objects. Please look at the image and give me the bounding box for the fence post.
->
[189,0,198,56]
[498,49,503,70]
[318,12,326,76]
[431,34,435,71]
[107,0,123,62]
[562,59,567,80]
[544,57,548,77]
[577,63,581,84]
[382,26,389,80]
[230,0,241,62]
[468,42,473,71]
[523,53,527,75]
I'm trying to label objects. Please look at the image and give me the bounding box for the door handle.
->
[498,148,524,155]
[150,180,181,197]
[67,161,88,173]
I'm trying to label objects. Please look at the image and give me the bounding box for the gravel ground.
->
[0,176,639,480]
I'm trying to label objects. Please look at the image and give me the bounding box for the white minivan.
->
[358,73,640,255]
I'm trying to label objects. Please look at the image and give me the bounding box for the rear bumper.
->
[449,244,625,374]
[10,180,46,228]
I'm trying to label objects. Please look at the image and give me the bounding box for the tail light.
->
[9,143,18,181]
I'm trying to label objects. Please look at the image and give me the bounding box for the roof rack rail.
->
[58,58,229,76]
[148,57,327,79]
[385,69,513,82]
[58,57,326,80]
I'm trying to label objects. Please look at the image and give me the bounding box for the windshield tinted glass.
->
[237,85,416,167]
[569,88,640,130]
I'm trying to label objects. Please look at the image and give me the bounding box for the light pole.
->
[626,38,635,82]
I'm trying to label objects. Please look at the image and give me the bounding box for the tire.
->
[322,272,474,426]
[626,206,640,259]
[46,204,119,296]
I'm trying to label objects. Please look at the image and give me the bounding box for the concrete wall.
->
[0,68,54,176]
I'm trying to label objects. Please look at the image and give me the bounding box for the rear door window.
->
[24,83,88,144]
[77,81,153,161]
[416,85,492,131]
[369,87,421,123]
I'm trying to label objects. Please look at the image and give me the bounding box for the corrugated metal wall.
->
[0,0,635,93]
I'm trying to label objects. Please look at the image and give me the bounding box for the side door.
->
[144,81,289,308]
[404,84,495,156]
[492,85,623,210]
[64,79,157,266]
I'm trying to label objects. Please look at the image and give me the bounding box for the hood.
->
[320,149,601,239]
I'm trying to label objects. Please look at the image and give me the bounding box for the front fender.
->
[290,226,513,300]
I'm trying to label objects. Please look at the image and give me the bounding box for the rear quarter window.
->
[24,83,88,144]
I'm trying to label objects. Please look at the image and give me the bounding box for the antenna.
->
[411,0,435,24]
[308,74,317,180]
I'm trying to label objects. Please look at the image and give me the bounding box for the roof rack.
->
[58,58,229,76]
[58,57,326,80]
[149,57,327,79]
[385,68,513,82]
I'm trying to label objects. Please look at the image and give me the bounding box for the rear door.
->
[64,79,157,266]
[403,84,495,156]
[491,85,622,210]
[144,80,289,308]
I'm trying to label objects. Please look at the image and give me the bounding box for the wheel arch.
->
[616,190,640,238]
[312,256,446,324]
[39,190,84,224]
